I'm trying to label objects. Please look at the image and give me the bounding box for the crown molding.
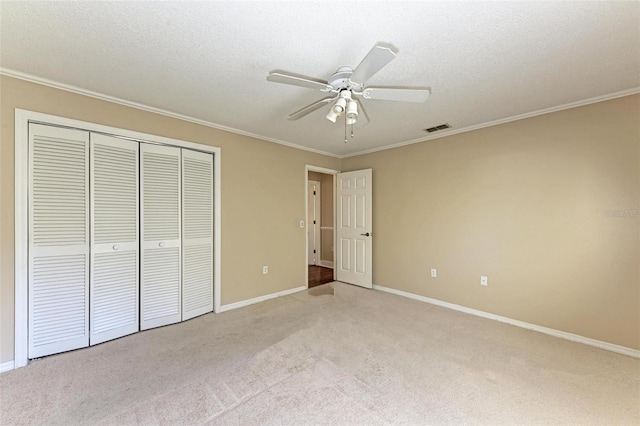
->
[0,68,341,159]
[3,68,637,161]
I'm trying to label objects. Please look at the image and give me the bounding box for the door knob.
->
[112,244,119,250]
[158,242,165,247]
[360,232,372,237]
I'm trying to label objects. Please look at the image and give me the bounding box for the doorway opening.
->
[306,166,338,288]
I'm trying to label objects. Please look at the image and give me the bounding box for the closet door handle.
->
[112,244,119,251]
[158,242,165,248]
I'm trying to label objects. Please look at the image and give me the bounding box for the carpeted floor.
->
[1,282,638,425]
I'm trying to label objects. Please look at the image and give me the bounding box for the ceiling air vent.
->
[424,123,451,133]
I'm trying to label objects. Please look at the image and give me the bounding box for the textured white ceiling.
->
[1,1,639,157]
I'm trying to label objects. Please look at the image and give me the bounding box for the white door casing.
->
[90,134,139,345]
[140,144,182,330]
[307,180,321,265]
[336,169,373,288]
[28,124,90,358]
[181,149,214,321]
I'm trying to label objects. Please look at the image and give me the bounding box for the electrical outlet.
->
[481,275,488,286]
[430,269,437,278]
[299,220,305,228]
[263,266,268,275]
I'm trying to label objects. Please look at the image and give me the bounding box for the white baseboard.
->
[319,261,334,269]
[373,284,640,359]
[219,286,307,313]
[0,361,15,373]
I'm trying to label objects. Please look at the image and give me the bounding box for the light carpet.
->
[0,282,638,425]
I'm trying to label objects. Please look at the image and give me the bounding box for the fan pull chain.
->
[344,116,348,143]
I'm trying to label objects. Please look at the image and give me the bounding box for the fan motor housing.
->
[328,66,354,90]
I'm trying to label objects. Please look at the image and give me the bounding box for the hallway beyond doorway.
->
[308,266,333,288]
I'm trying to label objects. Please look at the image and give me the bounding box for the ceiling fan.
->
[267,43,430,141]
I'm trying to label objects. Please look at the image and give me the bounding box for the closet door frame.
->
[14,109,221,369]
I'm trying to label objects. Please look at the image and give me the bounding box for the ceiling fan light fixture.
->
[326,108,338,123]
[346,99,358,120]
[346,116,357,126]
[332,97,347,115]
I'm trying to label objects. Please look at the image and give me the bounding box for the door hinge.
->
[313,191,316,195]
[313,220,316,224]
[313,249,316,253]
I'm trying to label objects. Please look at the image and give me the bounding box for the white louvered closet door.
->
[182,149,214,320]
[28,124,90,358]
[140,144,182,330]
[90,134,139,345]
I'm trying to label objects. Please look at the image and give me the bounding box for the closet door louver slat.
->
[182,150,214,320]
[90,134,140,345]
[140,144,182,330]
[28,124,90,358]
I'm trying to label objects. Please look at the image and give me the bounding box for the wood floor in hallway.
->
[308,265,333,288]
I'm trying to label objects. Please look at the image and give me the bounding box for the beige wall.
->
[2,74,638,365]
[0,76,340,363]
[343,94,640,350]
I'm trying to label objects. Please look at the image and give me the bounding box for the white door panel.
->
[140,144,182,330]
[90,134,139,345]
[141,247,181,329]
[182,149,214,320]
[336,169,372,288]
[28,124,90,358]
[91,250,138,344]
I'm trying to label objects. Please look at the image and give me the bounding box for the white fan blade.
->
[355,100,370,127]
[362,87,430,102]
[287,96,336,121]
[349,44,398,86]
[267,72,332,92]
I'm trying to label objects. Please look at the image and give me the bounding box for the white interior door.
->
[181,149,214,321]
[90,134,139,345]
[336,169,373,288]
[307,180,321,265]
[28,124,90,358]
[140,144,182,330]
